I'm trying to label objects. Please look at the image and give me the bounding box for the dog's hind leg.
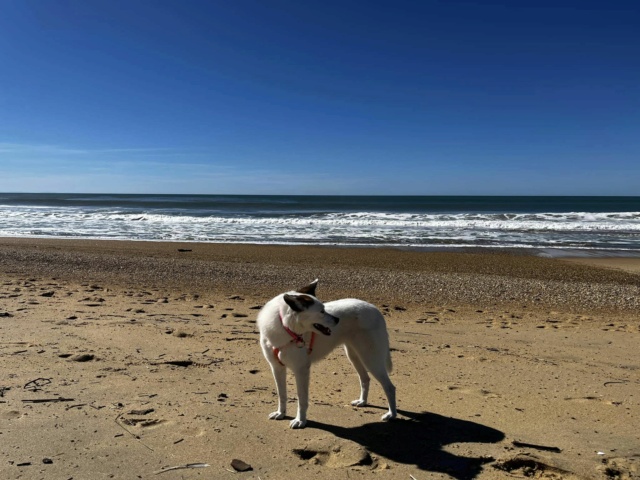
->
[350,343,397,422]
[344,344,370,407]
[368,365,397,421]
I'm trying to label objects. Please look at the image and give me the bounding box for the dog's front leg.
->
[268,362,288,420]
[290,365,310,429]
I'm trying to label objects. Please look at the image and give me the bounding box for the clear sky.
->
[1,0,638,195]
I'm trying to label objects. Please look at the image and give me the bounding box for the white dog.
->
[257,280,397,429]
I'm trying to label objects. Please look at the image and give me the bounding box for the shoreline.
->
[2,235,640,260]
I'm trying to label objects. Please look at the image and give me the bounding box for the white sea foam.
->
[1,205,639,250]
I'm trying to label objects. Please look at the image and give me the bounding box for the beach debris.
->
[154,463,209,474]
[156,359,193,367]
[40,291,55,297]
[42,458,53,464]
[604,380,628,387]
[16,462,32,467]
[70,353,96,362]
[0,386,10,397]
[150,358,221,368]
[24,378,52,392]
[129,408,154,415]
[177,249,192,252]
[0,312,15,317]
[173,330,191,338]
[121,417,164,427]
[512,440,562,453]
[22,397,75,403]
[231,459,253,472]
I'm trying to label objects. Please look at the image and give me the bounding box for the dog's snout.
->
[332,315,340,324]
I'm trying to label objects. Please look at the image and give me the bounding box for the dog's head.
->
[283,292,339,336]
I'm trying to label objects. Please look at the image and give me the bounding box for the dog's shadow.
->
[307,408,505,479]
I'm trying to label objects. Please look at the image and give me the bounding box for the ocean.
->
[1,193,639,256]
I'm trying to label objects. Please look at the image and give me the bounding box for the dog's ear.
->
[284,293,315,312]
[297,279,318,296]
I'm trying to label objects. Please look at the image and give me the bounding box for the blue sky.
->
[1,0,638,195]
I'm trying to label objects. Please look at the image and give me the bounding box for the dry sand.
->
[1,238,639,479]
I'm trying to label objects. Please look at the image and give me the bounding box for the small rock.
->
[231,459,252,472]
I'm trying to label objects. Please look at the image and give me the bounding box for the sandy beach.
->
[1,238,639,479]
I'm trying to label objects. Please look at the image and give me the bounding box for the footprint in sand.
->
[1,411,24,420]
[599,456,640,479]
[443,385,502,399]
[179,425,206,437]
[564,396,623,406]
[494,454,580,479]
[293,439,373,468]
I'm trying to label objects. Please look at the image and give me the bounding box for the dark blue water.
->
[1,193,639,214]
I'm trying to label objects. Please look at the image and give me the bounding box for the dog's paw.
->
[269,411,286,420]
[381,411,397,422]
[351,399,367,407]
[289,418,307,429]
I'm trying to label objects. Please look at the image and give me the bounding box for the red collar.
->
[273,310,316,366]
[280,310,305,346]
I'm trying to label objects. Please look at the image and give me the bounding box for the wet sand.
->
[1,238,639,479]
